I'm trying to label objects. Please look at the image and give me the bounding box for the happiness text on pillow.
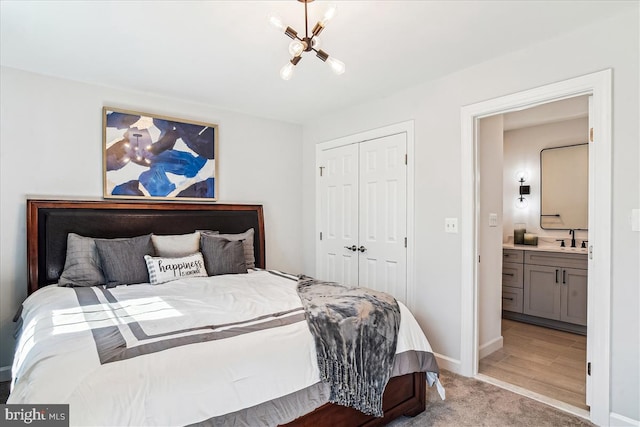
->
[158,259,204,277]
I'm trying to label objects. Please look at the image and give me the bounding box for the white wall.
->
[0,67,304,369]
[503,117,589,243]
[301,9,639,421]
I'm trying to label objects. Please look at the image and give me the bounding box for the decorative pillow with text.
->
[144,252,208,285]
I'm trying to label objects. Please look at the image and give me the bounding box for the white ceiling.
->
[1,1,634,124]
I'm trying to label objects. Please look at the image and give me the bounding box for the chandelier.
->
[269,0,345,80]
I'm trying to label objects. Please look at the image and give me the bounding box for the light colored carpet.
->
[2,373,595,426]
[390,370,594,427]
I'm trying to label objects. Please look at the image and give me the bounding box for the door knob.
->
[344,245,357,251]
[358,246,367,253]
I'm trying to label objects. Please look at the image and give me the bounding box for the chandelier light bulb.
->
[311,37,321,49]
[268,13,285,32]
[280,62,295,80]
[288,40,306,57]
[326,57,345,75]
[321,3,338,26]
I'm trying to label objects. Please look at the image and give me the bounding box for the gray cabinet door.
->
[524,264,561,320]
[560,267,588,326]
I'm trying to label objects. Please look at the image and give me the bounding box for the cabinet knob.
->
[344,245,357,252]
[358,246,367,253]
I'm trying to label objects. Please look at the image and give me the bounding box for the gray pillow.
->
[200,235,247,276]
[95,234,155,287]
[201,229,255,268]
[58,233,105,287]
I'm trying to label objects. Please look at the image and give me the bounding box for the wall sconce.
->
[515,170,530,209]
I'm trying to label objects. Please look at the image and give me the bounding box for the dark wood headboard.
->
[26,199,265,294]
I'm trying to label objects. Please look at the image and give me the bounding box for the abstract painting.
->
[103,108,217,200]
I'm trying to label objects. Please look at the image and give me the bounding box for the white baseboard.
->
[0,366,11,382]
[479,336,503,359]
[610,413,640,427]
[434,353,461,375]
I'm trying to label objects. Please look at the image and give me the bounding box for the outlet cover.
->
[632,209,640,232]
[445,218,458,233]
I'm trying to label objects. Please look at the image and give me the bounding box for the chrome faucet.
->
[569,229,576,248]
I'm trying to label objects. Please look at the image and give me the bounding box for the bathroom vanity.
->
[502,245,587,335]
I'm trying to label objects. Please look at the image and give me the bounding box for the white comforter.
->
[9,270,438,426]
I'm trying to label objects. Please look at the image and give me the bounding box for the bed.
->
[9,198,442,426]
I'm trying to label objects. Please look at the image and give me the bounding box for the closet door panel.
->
[358,133,407,302]
[318,143,359,286]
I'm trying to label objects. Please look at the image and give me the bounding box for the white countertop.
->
[502,242,588,254]
[503,236,588,254]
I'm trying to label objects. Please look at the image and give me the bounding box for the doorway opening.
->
[478,95,590,411]
[459,70,612,426]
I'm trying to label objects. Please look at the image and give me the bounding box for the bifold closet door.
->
[318,133,408,302]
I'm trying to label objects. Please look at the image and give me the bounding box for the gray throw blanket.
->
[296,276,401,417]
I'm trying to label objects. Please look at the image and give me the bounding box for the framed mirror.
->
[540,143,588,230]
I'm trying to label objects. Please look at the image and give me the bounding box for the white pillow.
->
[144,252,207,285]
[151,232,201,257]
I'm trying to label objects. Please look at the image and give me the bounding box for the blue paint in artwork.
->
[153,118,214,159]
[139,167,176,197]
[177,178,214,198]
[150,129,179,154]
[152,150,206,178]
[176,123,215,159]
[106,111,140,129]
[112,180,144,196]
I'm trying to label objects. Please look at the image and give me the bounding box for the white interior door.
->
[318,133,408,302]
[318,143,359,286]
[358,134,408,301]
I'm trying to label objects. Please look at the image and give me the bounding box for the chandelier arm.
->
[304,0,309,39]
[314,48,329,62]
[284,26,299,40]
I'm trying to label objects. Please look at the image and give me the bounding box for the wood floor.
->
[479,318,588,410]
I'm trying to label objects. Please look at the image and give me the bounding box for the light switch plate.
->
[445,218,458,233]
[489,213,498,227]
